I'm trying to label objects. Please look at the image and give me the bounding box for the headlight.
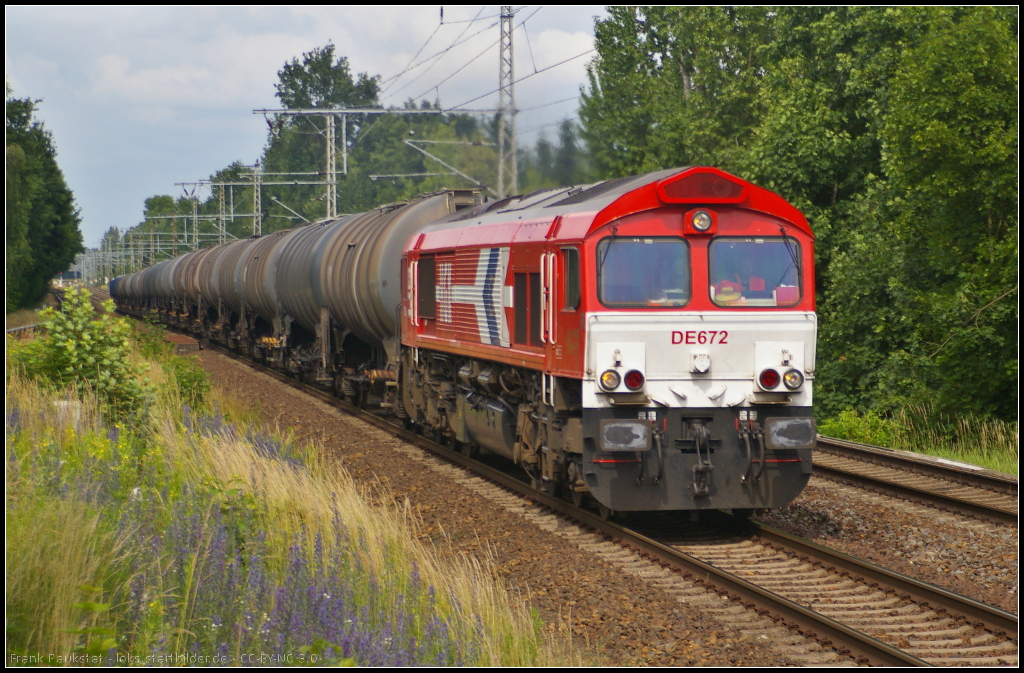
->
[763,417,816,449]
[783,369,804,390]
[599,369,621,391]
[758,368,781,390]
[691,210,713,231]
[599,419,653,451]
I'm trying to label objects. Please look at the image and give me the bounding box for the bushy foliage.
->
[164,356,211,410]
[818,409,898,448]
[9,287,151,419]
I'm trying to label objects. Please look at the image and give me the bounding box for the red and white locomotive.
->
[113,167,817,515]
[400,167,816,514]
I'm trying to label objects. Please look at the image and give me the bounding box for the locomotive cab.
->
[578,183,817,512]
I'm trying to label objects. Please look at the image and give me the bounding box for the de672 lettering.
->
[671,330,728,345]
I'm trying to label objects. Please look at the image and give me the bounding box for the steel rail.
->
[748,522,1018,637]
[812,462,1017,524]
[203,344,944,666]
[5,324,42,335]
[815,436,1017,524]
[817,436,1018,494]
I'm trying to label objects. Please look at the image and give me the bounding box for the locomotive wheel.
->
[571,489,587,509]
[597,503,614,521]
[732,508,754,520]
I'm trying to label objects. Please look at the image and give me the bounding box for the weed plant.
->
[8,288,150,420]
[6,303,579,666]
[819,405,1018,475]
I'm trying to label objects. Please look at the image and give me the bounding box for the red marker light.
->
[624,370,645,390]
[759,368,781,390]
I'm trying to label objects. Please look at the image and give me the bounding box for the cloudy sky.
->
[5,6,608,247]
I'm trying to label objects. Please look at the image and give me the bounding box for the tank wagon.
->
[113,167,818,516]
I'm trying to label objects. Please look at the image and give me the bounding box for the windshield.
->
[709,237,801,307]
[597,237,691,307]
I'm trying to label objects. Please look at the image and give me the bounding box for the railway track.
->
[814,436,1017,524]
[638,518,1017,666]
[5,323,43,340]
[196,340,1017,667]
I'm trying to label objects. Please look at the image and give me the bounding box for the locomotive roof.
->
[413,166,812,250]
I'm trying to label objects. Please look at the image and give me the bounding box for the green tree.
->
[876,7,1018,418]
[5,84,84,311]
[275,44,379,110]
[519,120,591,192]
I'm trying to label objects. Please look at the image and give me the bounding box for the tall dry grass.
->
[892,404,1018,474]
[6,308,42,330]
[5,375,129,659]
[159,416,581,666]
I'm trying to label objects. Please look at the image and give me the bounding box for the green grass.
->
[819,404,1018,475]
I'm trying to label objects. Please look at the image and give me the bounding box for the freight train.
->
[112,167,818,517]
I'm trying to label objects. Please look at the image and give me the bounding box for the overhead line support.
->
[497,6,518,198]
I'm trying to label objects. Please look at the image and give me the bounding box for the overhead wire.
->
[522,23,539,73]
[438,5,528,24]
[410,6,544,105]
[378,10,488,91]
[444,47,595,112]
[518,95,577,113]
[379,22,444,97]
[440,11,501,24]
[348,114,386,150]
[382,8,493,103]
[409,34,502,102]
[520,119,565,135]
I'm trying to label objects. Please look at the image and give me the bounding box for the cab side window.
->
[562,247,580,310]
[418,255,436,319]
[513,272,544,347]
